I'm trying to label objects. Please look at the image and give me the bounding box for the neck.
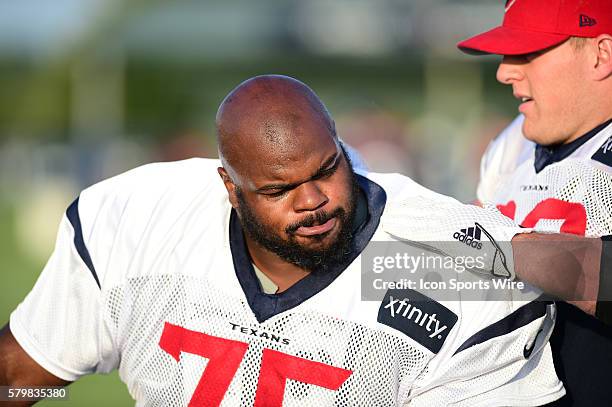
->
[565,114,612,145]
[244,236,309,292]
[565,86,612,143]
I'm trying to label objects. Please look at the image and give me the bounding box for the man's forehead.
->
[244,137,340,188]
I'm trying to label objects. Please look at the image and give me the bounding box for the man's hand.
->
[511,233,602,316]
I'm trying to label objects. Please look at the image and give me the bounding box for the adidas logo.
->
[453,224,483,250]
[579,14,597,27]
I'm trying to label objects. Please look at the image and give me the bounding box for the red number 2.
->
[496,198,587,235]
[159,322,352,406]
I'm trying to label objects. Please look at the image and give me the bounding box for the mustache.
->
[285,207,345,234]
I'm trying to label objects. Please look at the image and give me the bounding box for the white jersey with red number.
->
[10,158,564,406]
[478,115,612,237]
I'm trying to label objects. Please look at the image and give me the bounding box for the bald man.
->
[0,75,570,405]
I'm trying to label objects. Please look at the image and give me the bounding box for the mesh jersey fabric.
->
[477,115,612,237]
[10,158,564,406]
[476,115,612,407]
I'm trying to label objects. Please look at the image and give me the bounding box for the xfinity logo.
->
[378,289,458,353]
[383,296,448,339]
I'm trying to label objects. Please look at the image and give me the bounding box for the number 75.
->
[159,322,352,406]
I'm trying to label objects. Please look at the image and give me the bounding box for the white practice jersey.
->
[11,158,564,406]
[478,115,612,237]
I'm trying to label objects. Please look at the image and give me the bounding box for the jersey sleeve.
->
[375,176,564,405]
[9,191,120,381]
[406,298,563,406]
[381,192,528,280]
[8,159,221,382]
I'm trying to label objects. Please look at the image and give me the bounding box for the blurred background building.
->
[0,1,518,405]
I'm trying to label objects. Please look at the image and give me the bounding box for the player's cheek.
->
[329,170,354,209]
[249,196,288,232]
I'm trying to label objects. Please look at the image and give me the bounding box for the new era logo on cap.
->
[580,14,597,28]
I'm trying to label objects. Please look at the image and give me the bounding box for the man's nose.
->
[496,56,525,85]
[292,181,329,212]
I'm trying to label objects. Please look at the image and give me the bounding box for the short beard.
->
[236,151,361,273]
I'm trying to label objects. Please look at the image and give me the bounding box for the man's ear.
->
[218,167,239,209]
[593,35,612,81]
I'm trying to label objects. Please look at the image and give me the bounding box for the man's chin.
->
[295,237,337,253]
[523,120,555,145]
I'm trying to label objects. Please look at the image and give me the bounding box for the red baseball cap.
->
[458,0,612,55]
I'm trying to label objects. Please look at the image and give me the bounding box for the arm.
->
[381,190,612,322]
[511,233,611,321]
[0,324,69,407]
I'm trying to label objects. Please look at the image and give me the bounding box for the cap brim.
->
[457,25,570,55]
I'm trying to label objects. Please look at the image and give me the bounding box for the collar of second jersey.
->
[534,118,612,173]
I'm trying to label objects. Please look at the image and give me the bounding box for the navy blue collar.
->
[229,173,387,323]
[534,119,612,173]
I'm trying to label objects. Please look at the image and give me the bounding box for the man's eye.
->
[265,190,288,198]
[321,167,336,177]
[314,162,340,180]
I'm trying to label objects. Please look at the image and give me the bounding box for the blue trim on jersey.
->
[229,173,386,323]
[534,118,612,173]
[592,136,612,168]
[66,197,101,289]
[453,300,549,355]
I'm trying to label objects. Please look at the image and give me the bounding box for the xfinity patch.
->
[592,136,612,167]
[377,289,457,353]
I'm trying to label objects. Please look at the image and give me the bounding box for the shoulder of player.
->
[363,171,458,204]
[501,114,524,137]
[69,158,227,284]
[590,133,612,170]
[79,158,223,212]
[487,115,527,148]
[482,115,532,166]
[553,128,612,174]
[85,157,221,193]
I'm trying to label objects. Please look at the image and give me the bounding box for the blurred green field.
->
[0,200,133,406]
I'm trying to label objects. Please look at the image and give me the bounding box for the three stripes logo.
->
[579,14,597,27]
[453,224,484,249]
